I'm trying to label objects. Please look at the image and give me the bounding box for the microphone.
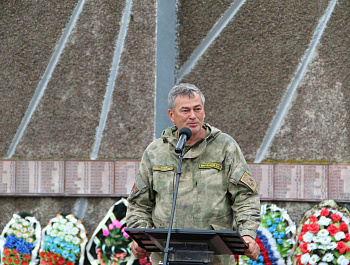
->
[175,127,192,153]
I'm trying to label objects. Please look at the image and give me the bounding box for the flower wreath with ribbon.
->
[0,213,41,265]
[86,198,151,265]
[240,204,296,265]
[293,200,350,265]
[39,214,88,265]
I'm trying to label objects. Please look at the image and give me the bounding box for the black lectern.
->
[125,228,247,264]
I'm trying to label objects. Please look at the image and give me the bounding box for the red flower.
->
[298,232,306,242]
[22,262,28,265]
[45,252,52,260]
[336,241,349,254]
[344,233,350,242]
[5,250,11,257]
[14,254,20,259]
[13,249,18,254]
[321,208,329,217]
[57,257,65,265]
[53,254,60,262]
[7,258,13,263]
[331,213,341,223]
[23,254,30,260]
[2,257,6,262]
[302,224,310,232]
[300,242,310,253]
[339,222,348,232]
[48,261,53,265]
[40,260,47,265]
[309,223,320,233]
[297,254,302,264]
[14,259,21,264]
[327,224,340,236]
[309,215,318,223]
[66,262,74,265]
[40,251,45,258]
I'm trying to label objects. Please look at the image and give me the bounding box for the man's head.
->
[168,83,205,111]
[168,83,206,144]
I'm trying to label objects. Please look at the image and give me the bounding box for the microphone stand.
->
[163,149,184,265]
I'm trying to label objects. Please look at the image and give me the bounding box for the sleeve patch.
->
[240,172,257,193]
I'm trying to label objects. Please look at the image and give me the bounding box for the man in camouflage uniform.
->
[126,83,261,264]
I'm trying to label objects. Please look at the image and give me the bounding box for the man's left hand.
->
[242,236,260,260]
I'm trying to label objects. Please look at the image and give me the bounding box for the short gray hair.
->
[168,83,205,111]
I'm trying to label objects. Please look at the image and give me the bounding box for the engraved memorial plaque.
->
[248,163,274,199]
[0,160,16,194]
[274,164,328,200]
[16,161,64,194]
[329,165,350,200]
[115,160,140,196]
[65,161,114,195]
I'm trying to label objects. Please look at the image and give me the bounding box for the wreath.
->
[293,200,350,265]
[39,214,88,265]
[0,213,41,265]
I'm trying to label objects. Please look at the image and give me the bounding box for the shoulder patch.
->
[198,163,223,171]
[152,165,174,172]
[240,172,257,193]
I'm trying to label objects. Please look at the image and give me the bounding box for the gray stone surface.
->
[0,0,79,157]
[97,0,157,159]
[267,0,350,162]
[180,0,329,161]
[13,0,125,159]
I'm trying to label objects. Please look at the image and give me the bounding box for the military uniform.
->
[126,123,261,265]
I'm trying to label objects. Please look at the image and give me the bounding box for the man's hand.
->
[242,236,260,260]
[131,240,149,259]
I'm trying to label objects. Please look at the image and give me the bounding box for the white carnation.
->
[301,253,310,265]
[318,216,332,226]
[322,253,334,262]
[302,232,314,242]
[334,231,346,241]
[318,229,329,237]
[309,254,320,265]
[337,255,350,265]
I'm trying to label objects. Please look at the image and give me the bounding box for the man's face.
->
[168,92,205,137]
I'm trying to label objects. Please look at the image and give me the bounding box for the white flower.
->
[309,254,320,265]
[319,263,328,265]
[17,232,22,237]
[59,224,67,231]
[7,229,14,234]
[53,223,59,229]
[65,234,73,242]
[318,245,328,250]
[17,224,23,229]
[22,221,30,226]
[66,222,74,229]
[59,218,68,224]
[22,234,29,238]
[19,218,26,223]
[70,227,79,235]
[318,229,329,237]
[21,228,27,233]
[327,242,337,250]
[303,232,314,242]
[50,229,58,237]
[334,231,346,241]
[337,255,350,265]
[26,238,33,243]
[307,243,317,251]
[320,236,332,245]
[28,227,34,233]
[58,232,65,238]
[72,237,80,244]
[318,216,332,226]
[301,253,310,265]
[323,253,334,262]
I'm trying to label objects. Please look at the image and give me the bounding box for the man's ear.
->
[168,109,175,123]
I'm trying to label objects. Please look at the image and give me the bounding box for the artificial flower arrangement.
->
[86,198,151,265]
[240,204,297,265]
[0,213,41,265]
[293,200,350,265]
[39,214,88,265]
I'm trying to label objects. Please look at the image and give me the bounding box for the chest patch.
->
[240,171,257,193]
[152,165,174,172]
[198,163,222,171]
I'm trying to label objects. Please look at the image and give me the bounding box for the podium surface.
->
[124,228,247,256]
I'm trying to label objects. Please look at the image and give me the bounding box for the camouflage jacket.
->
[126,123,261,240]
